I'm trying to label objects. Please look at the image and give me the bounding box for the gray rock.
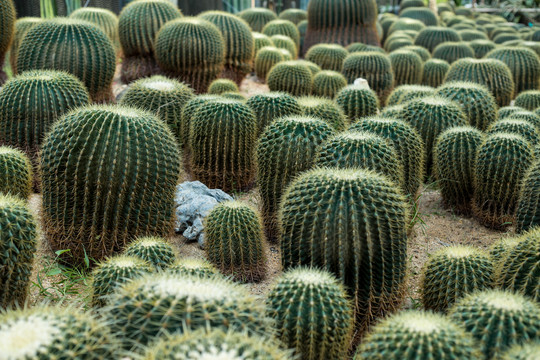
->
[175,181,233,248]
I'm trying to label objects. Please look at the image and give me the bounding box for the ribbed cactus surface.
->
[516,161,540,233]
[9,17,41,75]
[0,0,15,85]
[486,46,540,95]
[0,147,32,199]
[335,84,379,121]
[238,7,277,32]
[246,91,302,132]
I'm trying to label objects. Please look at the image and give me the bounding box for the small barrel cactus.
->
[472,133,534,230]
[387,84,435,106]
[208,78,239,95]
[295,59,322,75]
[167,257,220,277]
[280,168,408,332]
[516,162,540,233]
[449,290,540,359]
[0,306,119,358]
[422,58,450,88]
[0,147,32,199]
[254,46,285,81]
[389,50,424,86]
[433,42,475,64]
[335,84,379,121]
[262,19,300,50]
[305,43,348,71]
[91,255,152,307]
[267,60,313,96]
[271,35,298,59]
[489,236,522,264]
[279,8,307,25]
[69,7,119,47]
[119,76,194,144]
[9,17,41,75]
[380,104,405,119]
[400,7,438,26]
[421,245,494,312]
[354,311,482,360]
[434,126,485,213]
[190,99,257,192]
[414,27,461,52]
[312,70,348,98]
[205,200,266,282]
[238,7,277,32]
[388,18,425,37]
[41,105,181,266]
[155,17,225,94]
[486,46,540,95]
[104,273,271,349]
[0,0,15,85]
[500,109,540,130]
[487,119,540,146]
[401,44,431,62]
[459,29,488,41]
[298,96,349,131]
[124,236,176,270]
[469,39,497,59]
[0,194,37,309]
[253,32,273,53]
[267,267,354,360]
[17,18,116,103]
[246,91,302,132]
[515,90,540,111]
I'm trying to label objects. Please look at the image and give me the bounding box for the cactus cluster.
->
[402,45,431,62]
[388,18,425,37]
[486,46,540,95]
[487,119,539,146]
[0,0,15,85]
[263,19,300,50]
[252,31,273,53]
[0,147,32,200]
[335,84,379,121]
[414,27,461,52]
[270,35,298,59]
[501,109,540,129]
[267,61,313,96]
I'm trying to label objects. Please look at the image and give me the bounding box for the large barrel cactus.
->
[486,47,540,95]
[198,11,254,85]
[40,105,181,266]
[9,17,41,75]
[118,0,182,83]
[155,17,225,94]
[303,0,380,53]
[280,168,408,332]
[432,42,474,65]
[0,0,15,85]
[16,18,116,103]
[516,161,540,233]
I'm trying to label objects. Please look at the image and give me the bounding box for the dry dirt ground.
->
[26,75,511,310]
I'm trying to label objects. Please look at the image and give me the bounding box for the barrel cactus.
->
[180,94,222,149]
[354,311,482,360]
[303,0,380,52]
[469,39,497,59]
[190,99,257,192]
[69,7,119,48]
[9,17,41,75]
[516,162,540,233]
[494,227,540,301]
[400,7,438,26]
[421,245,493,312]
[271,35,298,58]
[449,290,540,359]
[246,91,301,132]
[205,200,266,282]
[387,85,435,106]
[434,126,485,214]
[253,32,273,53]
[0,306,119,358]
[458,29,488,41]
[490,236,521,264]
[389,50,424,86]
[119,76,194,144]
[41,105,181,266]
[199,11,254,85]
[262,19,300,50]
[312,70,347,99]
[422,59,450,88]
[208,78,239,95]
[414,27,461,52]
[0,194,37,309]
[104,273,271,349]
[167,258,220,278]
[305,43,348,71]
[486,47,540,95]
[267,60,313,96]
[515,90,540,111]
[254,46,285,81]
[445,58,516,107]
[124,236,176,270]
[257,116,335,240]
[0,0,15,85]
[155,17,225,94]
[500,109,540,130]
[280,168,408,332]
[342,52,394,104]
[118,0,182,83]
[267,267,354,360]
[401,45,431,62]
[299,96,349,131]
[499,342,540,360]
[472,133,534,230]
[0,147,32,200]
[487,119,540,146]
[388,18,425,37]
[335,84,379,121]
[238,7,277,32]
[91,255,152,307]
[433,42,474,64]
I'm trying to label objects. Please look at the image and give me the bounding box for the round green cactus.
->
[489,236,521,264]
[0,306,119,358]
[0,194,37,309]
[494,33,521,44]
[342,52,394,104]
[449,290,540,359]
[0,70,90,167]
[400,7,438,26]
[16,18,116,103]
[436,81,498,131]
[500,109,540,130]
[434,126,485,214]
[267,267,354,360]
[421,245,494,312]
[219,91,245,101]
[468,39,497,58]
[254,46,285,80]
[494,227,540,300]
[9,17,41,75]
[167,257,220,277]
[389,50,424,86]
[414,27,461,52]
[180,94,222,148]
[267,60,313,96]
[155,17,225,94]
[198,11,254,85]
[312,70,348,98]
[208,78,239,95]
[422,58,450,88]
[499,106,527,119]
[305,43,348,71]
[472,133,534,230]
[41,105,181,266]
[486,47,540,95]
[335,84,379,121]
[445,58,515,107]
[380,104,405,119]
[316,131,405,191]
[190,99,257,192]
[280,168,408,332]
[69,7,119,47]
[246,91,302,132]
[279,8,307,25]
[142,329,291,360]
[91,255,152,307]
[119,75,194,144]
[238,7,277,32]
[401,44,432,62]
[432,41,474,64]
[0,147,32,200]
[402,96,468,176]
[350,116,425,197]
[354,311,482,360]
[263,19,300,51]
[205,200,266,282]
[295,59,321,75]
[387,85,436,106]
[257,116,335,240]
[459,29,488,41]
[298,96,349,131]
[515,90,540,111]
[124,236,177,270]
[516,162,540,233]
[388,18,425,37]
[0,0,15,85]
[384,35,414,53]
[252,32,273,53]
[270,34,298,59]
[303,0,380,53]
[487,119,540,146]
[104,273,271,349]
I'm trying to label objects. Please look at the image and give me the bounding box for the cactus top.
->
[440,245,485,259]
[472,290,530,311]
[280,267,344,286]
